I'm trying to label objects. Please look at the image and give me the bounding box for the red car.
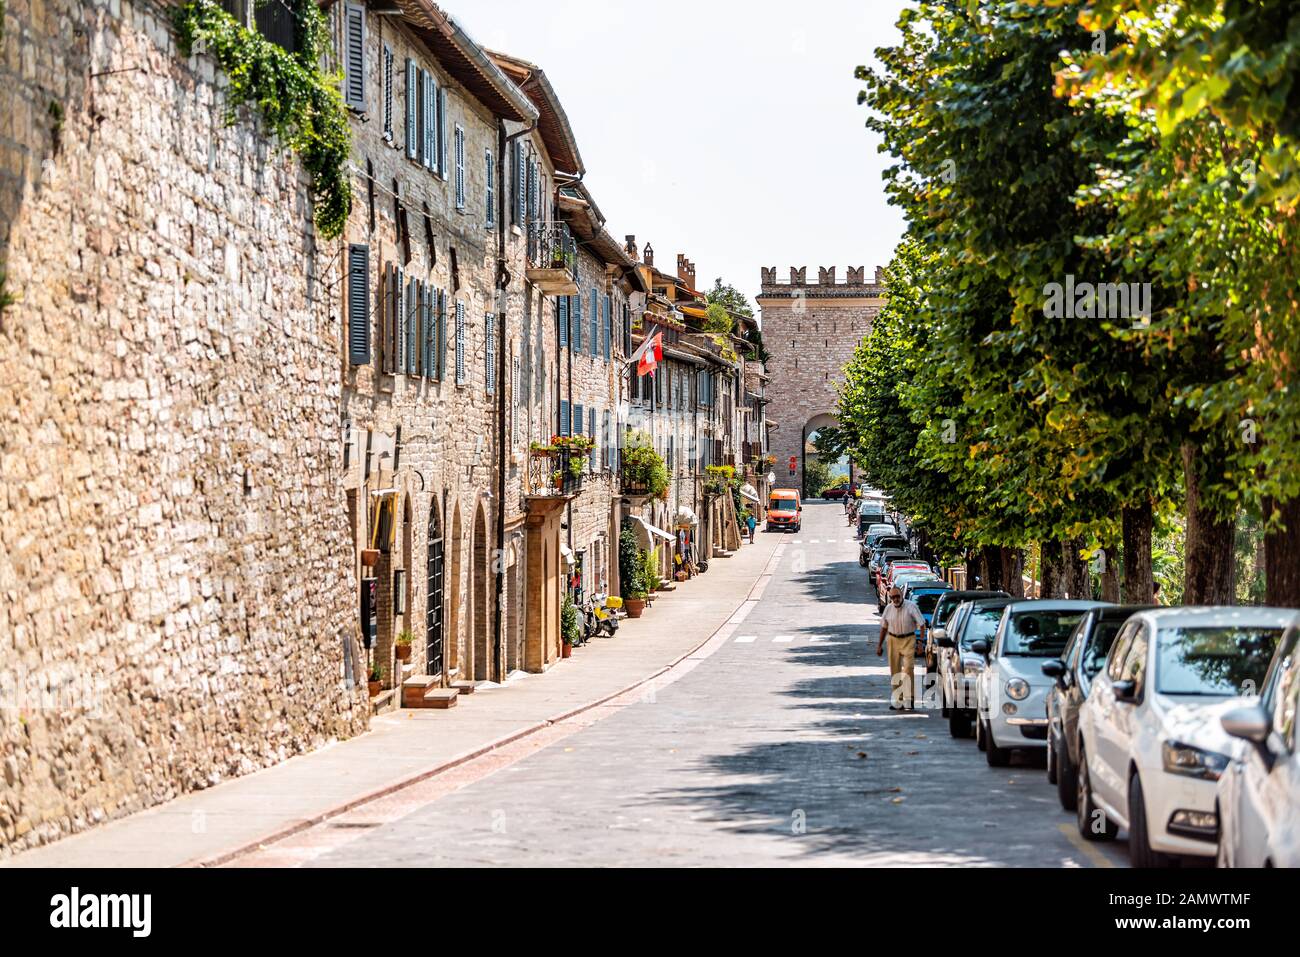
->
[824,484,852,500]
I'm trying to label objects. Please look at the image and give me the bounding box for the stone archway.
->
[471,503,490,682]
[802,412,849,499]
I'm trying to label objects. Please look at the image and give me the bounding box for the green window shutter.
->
[347,244,370,364]
[342,3,366,111]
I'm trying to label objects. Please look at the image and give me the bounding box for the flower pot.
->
[367,680,381,697]
[360,549,380,568]
[625,598,645,619]
[675,571,688,583]
[395,644,412,662]
[561,643,573,659]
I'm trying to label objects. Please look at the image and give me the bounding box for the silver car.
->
[1217,615,1300,868]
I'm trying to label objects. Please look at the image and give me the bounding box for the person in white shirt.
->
[877,586,927,711]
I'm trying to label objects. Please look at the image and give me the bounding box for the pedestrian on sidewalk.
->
[745,512,756,544]
[877,586,926,712]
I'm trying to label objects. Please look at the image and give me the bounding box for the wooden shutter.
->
[347,244,370,364]
[516,143,527,224]
[422,285,435,378]
[343,3,365,111]
[455,127,465,209]
[573,293,582,352]
[405,59,417,159]
[382,45,393,139]
[485,148,495,226]
[559,400,570,437]
[526,158,537,223]
[603,296,611,362]
[437,86,448,180]
[588,408,597,470]
[437,289,447,380]
[395,266,407,374]
[406,277,419,375]
[381,264,394,374]
[574,404,584,446]
[455,300,466,384]
[590,289,598,357]
[558,295,569,348]
[485,313,496,394]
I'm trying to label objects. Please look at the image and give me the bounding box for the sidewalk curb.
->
[187,543,784,868]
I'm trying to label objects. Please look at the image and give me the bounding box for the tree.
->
[705,278,754,319]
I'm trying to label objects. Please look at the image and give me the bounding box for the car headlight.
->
[1161,741,1229,781]
[962,660,983,677]
[1005,678,1030,701]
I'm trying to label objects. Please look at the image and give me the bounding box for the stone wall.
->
[0,0,368,857]
[757,267,884,496]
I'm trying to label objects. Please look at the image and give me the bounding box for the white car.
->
[1075,607,1290,866]
[1216,615,1300,868]
[974,600,1106,767]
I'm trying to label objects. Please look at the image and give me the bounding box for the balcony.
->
[526,222,579,295]
[527,448,584,500]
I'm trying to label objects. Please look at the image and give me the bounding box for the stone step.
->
[451,680,480,696]
[402,675,440,709]
[422,689,459,709]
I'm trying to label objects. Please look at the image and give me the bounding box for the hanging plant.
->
[174,0,353,239]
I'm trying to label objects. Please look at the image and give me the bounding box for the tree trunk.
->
[1040,540,1063,598]
[982,544,1003,590]
[1182,443,1236,605]
[1062,537,1092,599]
[1264,495,1300,608]
[1001,547,1025,598]
[1122,502,1154,604]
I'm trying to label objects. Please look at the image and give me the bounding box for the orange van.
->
[766,488,802,533]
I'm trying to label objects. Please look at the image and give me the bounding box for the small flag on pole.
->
[631,332,663,377]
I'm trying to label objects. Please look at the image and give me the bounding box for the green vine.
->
[174,0,352,239]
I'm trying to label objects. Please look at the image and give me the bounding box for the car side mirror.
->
[937,636,955,649]
[1041,659,1067,689]
[1113,679,1137,702]
[1221,705,1269,744]
[970,639,989,658]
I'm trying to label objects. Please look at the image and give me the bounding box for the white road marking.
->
[773,635,794,644]
[734,635,757,644]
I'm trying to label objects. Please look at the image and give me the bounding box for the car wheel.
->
[975,715,987,752]
[1076,744,1118,842]
[1056,737,1079,812]
[1046,731,1058,785]
[1128,772,1171,867]
[985,722,1010,767]
[859,555,868,568]
[949,709,971,739]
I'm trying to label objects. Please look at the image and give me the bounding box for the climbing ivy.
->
[173,0,352,239]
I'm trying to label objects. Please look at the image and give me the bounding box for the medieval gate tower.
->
[757,266,886,498]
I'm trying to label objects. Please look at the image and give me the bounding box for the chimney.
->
[677,254,696,289]
[625,235,638,257]
[643,242,654,267]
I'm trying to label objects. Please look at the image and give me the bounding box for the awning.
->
[675,505,698,527]
[560,544,575,566]
[739,484,760,503]
[628,516,674,548]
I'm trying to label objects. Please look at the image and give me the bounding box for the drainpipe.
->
[494,118,535,683]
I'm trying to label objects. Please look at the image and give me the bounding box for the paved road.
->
[256,503,1128,867]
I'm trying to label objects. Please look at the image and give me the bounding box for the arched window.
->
[426,501,445,676]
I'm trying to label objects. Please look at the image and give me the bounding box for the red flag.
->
[636,332,663,376]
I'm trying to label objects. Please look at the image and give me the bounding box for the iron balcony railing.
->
[529,448,584,497]
[527,221,578,277]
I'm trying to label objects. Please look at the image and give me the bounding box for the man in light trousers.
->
[877,586,926,711]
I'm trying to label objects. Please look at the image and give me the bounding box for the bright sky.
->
[454,0,909,312]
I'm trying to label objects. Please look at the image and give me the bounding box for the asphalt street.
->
[266,503,1129,867]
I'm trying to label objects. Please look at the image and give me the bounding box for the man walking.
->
[745,511,757,544]
[877,586,926,711]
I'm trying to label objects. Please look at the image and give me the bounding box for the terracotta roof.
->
[486,50,585,176]
[392,1,538,123]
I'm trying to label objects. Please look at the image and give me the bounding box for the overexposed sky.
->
[454,0,909,310]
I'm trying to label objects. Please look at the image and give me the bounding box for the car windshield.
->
[1081,620,1124,679]
[912,591,950,615]
[769,498,793,511]
[959,607,1004,650]
[1002,610,1088,657]
[1155,627,1282,696]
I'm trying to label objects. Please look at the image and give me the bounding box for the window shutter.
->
[381,264,394,374]
[573,293,582,352]
[603,296,611,362]
[343,3,365,111]
[516,143,527,225]
[395,266,407,374]
[485,149,495,226]
[405,59,417,159]
[382,45,393,139]
[437,86,448,180]
[558,295,569,348]
[526,158,538,223]
[588,408,597,469]
[437,289,447,380]
[603,410,611,470]
[407,277,419,375]
[455,128,466,209]
[422,285,434,378]
[455,300,466,384]
[590,289,598,357]
[574,404,584,447]
[347,244,370,364]
[485,313,496,394]
[559,400,570,437]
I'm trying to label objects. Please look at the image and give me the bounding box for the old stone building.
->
[0,0,368,856]
[756,266,885,497]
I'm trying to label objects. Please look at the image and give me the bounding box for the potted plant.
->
[642,548,661,593]
[395,630,414,662]
[560,595,581,658]
[361,548,380,568]
[367,663,383,697]
[624,590,647,618]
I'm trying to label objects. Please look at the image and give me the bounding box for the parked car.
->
[1216,614,1300,868]
[926,589,1010,673]
[1042,605,1154,811]
[904,581,954,659]
[766,488,802,533]
[857,507,888,538]
[862,522,898,544]
[1075,607,1289,866]
[825,483,852,500]
[861,534,907,568]
[974,600,1107,768]
[937,597,1014,737]
[880,563,936,610]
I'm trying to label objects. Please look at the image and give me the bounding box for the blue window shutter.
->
[589,289,597,357]
[437,86,448,181]
[517,146,527,224]
[422,285,434,377]
[574,404,584,447]
[558,296,568,348]
[559,400,570,437]
[347,244,370,364]
[602,295,611,361]
[437,289,447,380]
[588,408,596,469]
[485,313,496,394]
[406,277,419,375]
[485,148,495,226]
[573,293,582,352]
[405,59,417,159]
[343,3,366,111]
[455,300,466,384]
